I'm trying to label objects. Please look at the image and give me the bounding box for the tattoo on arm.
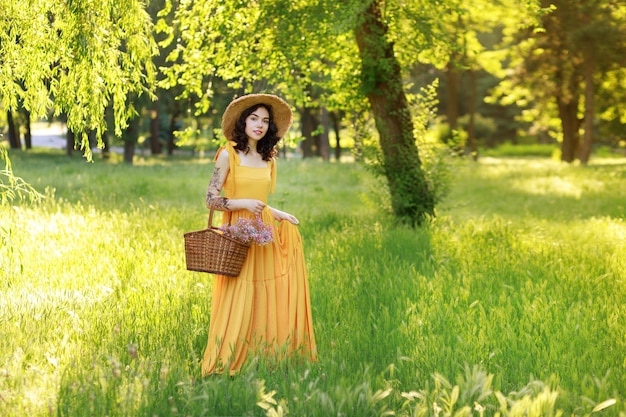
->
[207,195,230,210]
[206,167,230,211]
[208,167,223,190]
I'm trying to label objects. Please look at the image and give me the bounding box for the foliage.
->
[0,0,156,159]
[157,0,364,111]
[489,0,626,163]
[436,122,469,150]
[0,148,42,204]
[158,0,451,224]
[1,150,625,416]
[407,81,457,209]
[437,114,502,151]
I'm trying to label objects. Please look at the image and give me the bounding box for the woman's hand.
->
[270,207,299,225]
[240,199,267,216]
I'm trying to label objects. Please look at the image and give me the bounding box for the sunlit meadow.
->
[1,149,625,416]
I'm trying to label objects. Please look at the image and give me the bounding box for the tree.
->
[354,1,434,222]
[492,0,626,163]
[159,0,447,223]
[0,0,156,160]
[573,1,626,163]
[398,0,542,158]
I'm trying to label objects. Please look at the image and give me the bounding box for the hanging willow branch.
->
[0,148,43,204]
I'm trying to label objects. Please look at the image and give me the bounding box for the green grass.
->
[480,143,559,158]
[1,148,625,416]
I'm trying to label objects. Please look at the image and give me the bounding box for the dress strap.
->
[213,141,239,164]
[214,141,239,195]
[270,158,276,194]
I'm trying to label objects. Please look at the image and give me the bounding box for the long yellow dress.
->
[201,142,317,375]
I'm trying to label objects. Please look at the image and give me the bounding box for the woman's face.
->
[244,106,270,141]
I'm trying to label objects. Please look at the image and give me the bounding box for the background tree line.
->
[1,0,625,223]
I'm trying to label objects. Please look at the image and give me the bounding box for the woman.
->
[201,94,317,376]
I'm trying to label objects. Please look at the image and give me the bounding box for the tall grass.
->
[1,149,625,416]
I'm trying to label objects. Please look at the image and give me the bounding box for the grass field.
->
[1,148,625,417]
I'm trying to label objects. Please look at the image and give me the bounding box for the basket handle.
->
[208,200,231,229]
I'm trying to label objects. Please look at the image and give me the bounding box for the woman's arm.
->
[269,206,300,225]
[205,150,267,216]
[205,149,231,211]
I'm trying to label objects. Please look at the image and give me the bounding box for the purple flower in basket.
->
[219,216,273,246]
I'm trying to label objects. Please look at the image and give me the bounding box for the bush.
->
[436,114,498,150]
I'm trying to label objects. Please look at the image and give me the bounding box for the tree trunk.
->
[466,69,478,160]
[300,107,317,158]
[66,127,75,156]
[330,111,342,160]
[23,110,32,150]
[124,140,135,165]
[150,106,162,155]
[102,134,111,160]
[123,117,139,164]
[354,0,434,224]
[445,61,459,130]
[124,141,135,163]
[558,97,580,163]
[318,108,330,161]
[167,113,180,156]
[88,130,97,150]
[7,110,21,149]
[579,57,595,165]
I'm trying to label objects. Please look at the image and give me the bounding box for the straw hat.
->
[221,94,293,140]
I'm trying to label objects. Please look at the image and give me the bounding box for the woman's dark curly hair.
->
[232,104,279,161]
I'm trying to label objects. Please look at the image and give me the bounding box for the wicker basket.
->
[184,205,250,277]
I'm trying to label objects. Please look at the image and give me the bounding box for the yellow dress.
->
[201,142,317,375]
